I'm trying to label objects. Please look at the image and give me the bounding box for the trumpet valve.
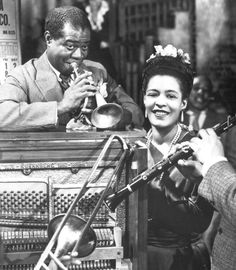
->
[81,96,97,113]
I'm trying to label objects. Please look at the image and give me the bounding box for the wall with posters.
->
[0,0,21,85]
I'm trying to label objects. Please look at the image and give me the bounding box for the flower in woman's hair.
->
[183,53,191,64]
[148,53,157,61]
[177,49,184,57]
[154,45,163,54]
[146,44,191,65]
[164,44,177,57]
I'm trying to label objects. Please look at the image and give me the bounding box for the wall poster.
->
[0,0,21,85]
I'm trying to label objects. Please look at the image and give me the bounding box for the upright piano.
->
[0,131,147,270]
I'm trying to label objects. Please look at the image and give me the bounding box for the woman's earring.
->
[180,110,184,122]
[145,109,148,118]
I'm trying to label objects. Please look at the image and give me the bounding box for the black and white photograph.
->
[0,1,235,269]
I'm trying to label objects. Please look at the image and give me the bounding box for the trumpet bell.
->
[91,103,123,129]
[48,214,97,258]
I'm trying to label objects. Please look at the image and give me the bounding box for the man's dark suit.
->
[183,108,226,131]
[199,161,236,270]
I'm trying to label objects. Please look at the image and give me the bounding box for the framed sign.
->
[0,0,21,85]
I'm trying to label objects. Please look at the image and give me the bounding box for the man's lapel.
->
[34,52,63,102]
[202,110,216,128]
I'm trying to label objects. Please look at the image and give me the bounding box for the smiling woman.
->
[142,44,213,270]
[144,75,187,132]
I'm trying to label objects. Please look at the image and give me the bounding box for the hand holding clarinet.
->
[106,115,236,211]
[176,128,226,182]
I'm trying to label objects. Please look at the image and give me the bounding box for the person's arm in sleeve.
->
[0,69,58,131]
[223,127,236,170]
[0,66,97,131]
[198,160,236,225]
[188,128,236,225]
[105,73,144,129]
[84,60,144,129]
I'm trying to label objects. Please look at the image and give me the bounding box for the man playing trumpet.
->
[0,6,144,131]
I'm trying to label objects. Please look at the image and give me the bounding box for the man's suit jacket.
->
[224,127,236,170]
[198,161,236,270]
[183,108,227,130]
[0,52,144,131]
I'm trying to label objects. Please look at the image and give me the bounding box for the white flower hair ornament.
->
[142,44,194,96]
[146,44,191,65]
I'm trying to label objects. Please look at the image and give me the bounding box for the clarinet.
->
[105,114,236,212]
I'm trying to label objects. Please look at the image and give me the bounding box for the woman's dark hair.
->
[142,45,194,99]
[45,6,91,40]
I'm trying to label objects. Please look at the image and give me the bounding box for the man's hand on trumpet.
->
[57,71,98,115]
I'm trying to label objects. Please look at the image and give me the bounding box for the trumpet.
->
[35,134,129,270]
[71,63,123,129]
[105,114,236,212]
